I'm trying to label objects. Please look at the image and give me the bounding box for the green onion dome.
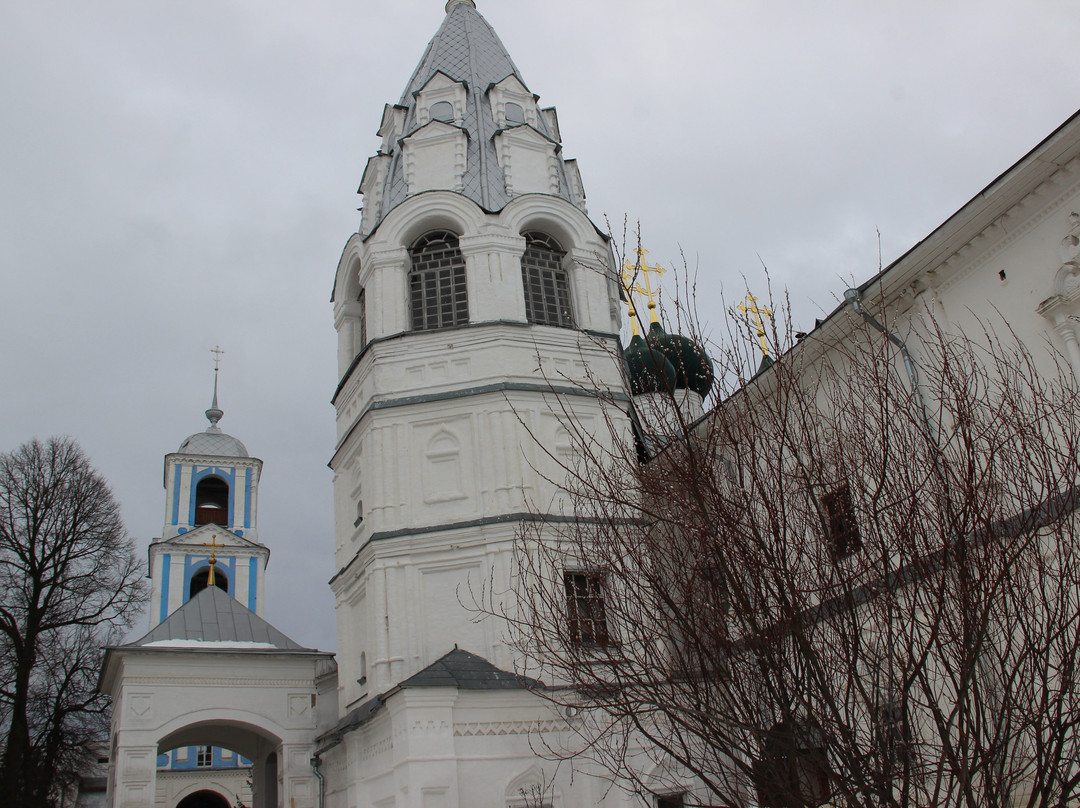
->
[623,333,678,394]
[645,322,715,398]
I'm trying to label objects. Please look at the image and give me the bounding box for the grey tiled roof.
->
[370,3,574,234]
[176,427,249,458]
[126,585,310,651]
[399,647,542,690]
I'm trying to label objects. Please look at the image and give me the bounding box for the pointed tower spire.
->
[205,345,225,432]
[358,1,587,236]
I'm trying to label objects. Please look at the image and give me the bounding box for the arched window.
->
[194,476,229,526]
[430,101,454,122]
[521,232,573,327]
[409,231,468,331]
[189,566,229,599]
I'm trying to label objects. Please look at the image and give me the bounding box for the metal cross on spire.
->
[202,533,224,587]
[621,246,666,337]
[736,293,773,357]
[206,346,225,430]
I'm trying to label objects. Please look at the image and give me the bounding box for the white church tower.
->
[321,2,633,805]
[147,368,269,627]
[329,0,624,708]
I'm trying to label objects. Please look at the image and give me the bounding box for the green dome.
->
[645,322,715,398]
[624,334,677,394]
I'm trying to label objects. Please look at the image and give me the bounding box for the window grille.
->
[565,570,611,647]
[409,231,468,331]
[521,232,573,327]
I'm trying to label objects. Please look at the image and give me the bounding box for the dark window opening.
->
[196,745,213,767]
[189,567,228,599]
[876,700,911,771]
[565,570,611,648]
[357,287,367,351]
[194,476,229,526]
[657,794,686,808]
[754,719,831,808]
[822,483,861,558]
[409,231,468,331]
[521,232,573,327]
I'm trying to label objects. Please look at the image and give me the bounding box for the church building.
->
[99,0,1080,806]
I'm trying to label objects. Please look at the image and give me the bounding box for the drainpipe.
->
[843,288,942,464]
[310,755,325,808]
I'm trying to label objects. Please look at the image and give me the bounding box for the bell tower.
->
[147,360,269,628]
[329,0,628,711]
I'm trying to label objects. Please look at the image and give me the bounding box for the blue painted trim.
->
[244,467,253,528]
[171,464,182,526]
[248,557,258,611]
[159,554,171,623]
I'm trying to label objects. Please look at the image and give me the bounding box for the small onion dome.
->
[624,333,677,394]
[646,322,715,398]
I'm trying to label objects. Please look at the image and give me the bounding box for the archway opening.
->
[189,566,229,599]
[177,791,231,808]
[194,476,230,526]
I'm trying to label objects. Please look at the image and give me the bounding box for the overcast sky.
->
[2,1,1078,652]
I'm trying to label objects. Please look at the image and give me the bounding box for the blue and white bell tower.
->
[146,367,269,628]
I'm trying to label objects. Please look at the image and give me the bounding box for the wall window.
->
[430,101,454,122]
[521,232,573,327]
[194,476,229,526]
[656,795,686,808]
[356,287,367,352]
[754,719,831,808]
[565,570,611,647]
[196,746,213,767]
[409,231,468,331]
[876,700,911,771]
[822,483,861,558]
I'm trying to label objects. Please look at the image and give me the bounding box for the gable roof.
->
[125,585,310,652]
[399,647,542,690]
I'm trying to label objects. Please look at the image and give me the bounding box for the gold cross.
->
[621,246,666,336]
[736,293,773,357]
[210,345,225,371]
[202,533,224,587]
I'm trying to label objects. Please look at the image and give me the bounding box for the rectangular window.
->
[822,484,861,558]
[175,746,189,763]
[196,745,213,767]
[657,794,686,808]
[876,700,911,770]
[357,287,368,350]
[565,570,611,647]
[754,720,831,808]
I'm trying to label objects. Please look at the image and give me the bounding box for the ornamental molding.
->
[122,676,316,688]
[454,718,566,737]
[932,159,1080,298]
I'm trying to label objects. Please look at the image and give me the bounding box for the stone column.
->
[459,229,527,323]
[367,247,410,337]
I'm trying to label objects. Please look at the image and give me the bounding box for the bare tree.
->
[0,437,147,807]
[496,284,1080,808]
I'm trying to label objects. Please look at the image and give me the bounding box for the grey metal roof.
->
[126,585,310,651]
[399,647,542,690]
[176,427,249,458]
[369,2,574,234]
